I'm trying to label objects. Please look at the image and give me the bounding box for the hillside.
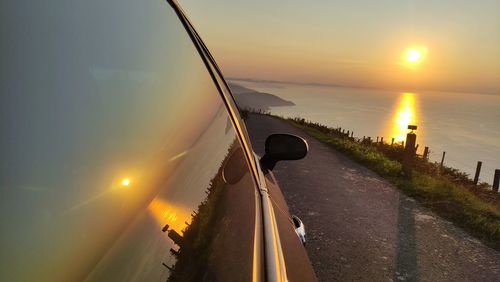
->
[228,83,294,111]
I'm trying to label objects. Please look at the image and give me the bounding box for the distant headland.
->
[228,82,295,111]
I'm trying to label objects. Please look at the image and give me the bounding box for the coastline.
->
[230,81,500,185]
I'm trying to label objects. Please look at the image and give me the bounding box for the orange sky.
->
[182,0,500,94]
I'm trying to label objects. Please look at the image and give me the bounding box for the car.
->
[0,0,316,281]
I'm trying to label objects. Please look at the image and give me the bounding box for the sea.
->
[234,80,500,185]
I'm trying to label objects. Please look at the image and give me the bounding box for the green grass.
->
[285,117,500,250]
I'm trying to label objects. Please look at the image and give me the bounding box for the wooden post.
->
[376,136,379,143]
[167,229,184,247]
[380,137,384,144]
[493,169,500,192]
[403,131,417,177]
[162,262,174,271]
[473,161,482,185]
[440,151,446,167]
[351,131,354,138]
[402,141,404,147]
[423,146,429,160]
[391,138,394,145]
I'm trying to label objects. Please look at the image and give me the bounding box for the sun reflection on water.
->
[388,93,418,142]
[148,198,190,233]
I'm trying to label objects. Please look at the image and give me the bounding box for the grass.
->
[274,115,500,250]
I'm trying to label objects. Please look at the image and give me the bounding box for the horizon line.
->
[228,77,499,96]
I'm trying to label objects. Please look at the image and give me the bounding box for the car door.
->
[0,0,259,281]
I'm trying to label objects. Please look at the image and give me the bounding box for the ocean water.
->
[235,80,500,185]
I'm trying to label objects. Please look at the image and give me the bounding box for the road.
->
[245,113,500,282]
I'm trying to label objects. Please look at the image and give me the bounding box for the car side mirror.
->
[260,134,308,171]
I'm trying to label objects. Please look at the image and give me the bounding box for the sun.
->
[402,46,428,65]
[121,178,130,186]
[406,49,421,63]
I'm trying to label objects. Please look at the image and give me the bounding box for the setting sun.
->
[403,46,428,65]
[406,49,421,63]
[121,178,130,186]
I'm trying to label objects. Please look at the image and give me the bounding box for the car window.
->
[0,0,256,281]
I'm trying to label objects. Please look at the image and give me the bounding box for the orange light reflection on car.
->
[147,198,190,233]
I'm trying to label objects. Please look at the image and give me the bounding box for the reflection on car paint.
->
[1,1,257,280]
[83,94,257,281]
[166,141,243,281]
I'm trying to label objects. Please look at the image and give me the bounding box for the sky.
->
[181,0,500,94]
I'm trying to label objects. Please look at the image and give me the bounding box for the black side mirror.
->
[260,134,308,171]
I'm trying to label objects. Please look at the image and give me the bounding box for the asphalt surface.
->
[245,113,500,282]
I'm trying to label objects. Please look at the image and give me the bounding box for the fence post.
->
[493,169,500,192]
[391,138,394,145]
[473,161,482,185]
[376,136,379,143]
[440,151,446,167]
[403,126,417,177]
[351,131,354,138]
[423,147,429,160]
[380,137,384,144]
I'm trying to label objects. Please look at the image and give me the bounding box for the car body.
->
[0,0,316,281]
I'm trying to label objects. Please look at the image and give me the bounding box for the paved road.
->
[245,113,500,282]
